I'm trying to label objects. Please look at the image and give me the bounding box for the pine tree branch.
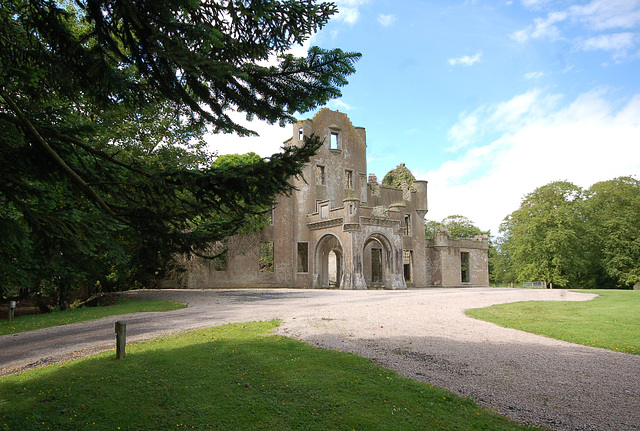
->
[0,89,117,218]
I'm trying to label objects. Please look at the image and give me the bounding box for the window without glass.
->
[461,252,470,283]
[404,214,411,236]
[298,128,304,141]
[403,250,413,283]
[330,132,339,150]
[345,170,353,189]
[316,165,325,185]
[259,242,274,273]
[297,243,309,273]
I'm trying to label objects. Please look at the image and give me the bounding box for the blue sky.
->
[210,0,640,235]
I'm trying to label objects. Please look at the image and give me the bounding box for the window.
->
[298,128,304,141]
[461,252,470,283]
[316,165,325,185]
[345,170,353,189]
[330,131,339,150]
[259,242,274,273]
[403,250,413,282]
[404,214,411,236]
[320,203,330,219]
[265,205,275,225]
[297,243,309,273]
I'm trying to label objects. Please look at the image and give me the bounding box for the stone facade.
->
[180,109,489,289]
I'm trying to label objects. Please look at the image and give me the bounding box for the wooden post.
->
[115,321,126,359]
[8,301,16,322]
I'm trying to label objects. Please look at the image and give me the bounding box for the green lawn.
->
[0,321,537,431]
[0,298,186,336]
[466,289,640,354]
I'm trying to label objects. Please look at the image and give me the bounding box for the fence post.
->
[8,301,16,322]
[115,321,126,359]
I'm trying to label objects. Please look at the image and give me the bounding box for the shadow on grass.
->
[1,321,534,431]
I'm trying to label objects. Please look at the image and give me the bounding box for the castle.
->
[179,109,489,289]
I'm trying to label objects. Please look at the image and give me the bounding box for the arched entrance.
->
[363,233,397,289]
[314,234,343,288]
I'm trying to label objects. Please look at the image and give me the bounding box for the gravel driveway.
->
[1,288,639,430]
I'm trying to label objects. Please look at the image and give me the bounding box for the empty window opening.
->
[259,242,274,273]
[345,170,353,189]
[330,132,339,150]
[404,214,411,236]
[461,252,470,283]
[297,243,309,273]
[403,250,413,283]
[371,248,383,283]
[298,128,304,141]
[316,165,325,185]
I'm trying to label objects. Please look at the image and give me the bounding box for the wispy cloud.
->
[448,51,483,66]
[579,32,639,59]
[510,11,567,42]
[512,0,640,61]
[333,0,371,25]
[420,89,640,233]
[524,71,545,79]
[570,0,640,31]
[377,14,396,27]
[328,99,355,111]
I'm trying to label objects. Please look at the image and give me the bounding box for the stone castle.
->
[179,109,489,289]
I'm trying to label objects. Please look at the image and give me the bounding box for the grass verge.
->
[0,321,537,430]
[466,289,639,354]
[0,298,186,336]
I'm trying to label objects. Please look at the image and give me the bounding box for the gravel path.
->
[1,288,639,430]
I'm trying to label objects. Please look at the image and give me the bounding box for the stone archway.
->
[363,233,406,290]
[314,234,344,289]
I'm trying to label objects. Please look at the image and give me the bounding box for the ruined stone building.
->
[181,109,489,289]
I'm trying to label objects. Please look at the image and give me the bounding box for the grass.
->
[0,321,537,431]
[466,289,640,354]
[0,298,186,336]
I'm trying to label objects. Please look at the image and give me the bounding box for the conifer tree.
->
[0,0,360,302]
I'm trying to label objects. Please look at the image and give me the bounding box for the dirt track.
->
[1,288,639,430]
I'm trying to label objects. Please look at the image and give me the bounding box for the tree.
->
[499,181,587,288]
[425,215,488,239]
[583,176,640,288]
[0,0,360,303]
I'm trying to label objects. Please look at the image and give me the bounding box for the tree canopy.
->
[0,0,360,304]
[425,215,488,239]
[497,177,640,288]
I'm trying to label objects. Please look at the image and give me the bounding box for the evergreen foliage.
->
[0,0,360,304]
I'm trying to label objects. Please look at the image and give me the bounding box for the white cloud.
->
[419,89,640,234]
[328,99,355,111]
[377,14,396,27]
[520,0,551,10]
[448,51,483,66]
[513,0,640,60]
[524,71,545,79]
[579,32,639,59]
[570,0,640,31]
[333,0,371,25]
[447,112,479,150]
[511,11,567,42]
